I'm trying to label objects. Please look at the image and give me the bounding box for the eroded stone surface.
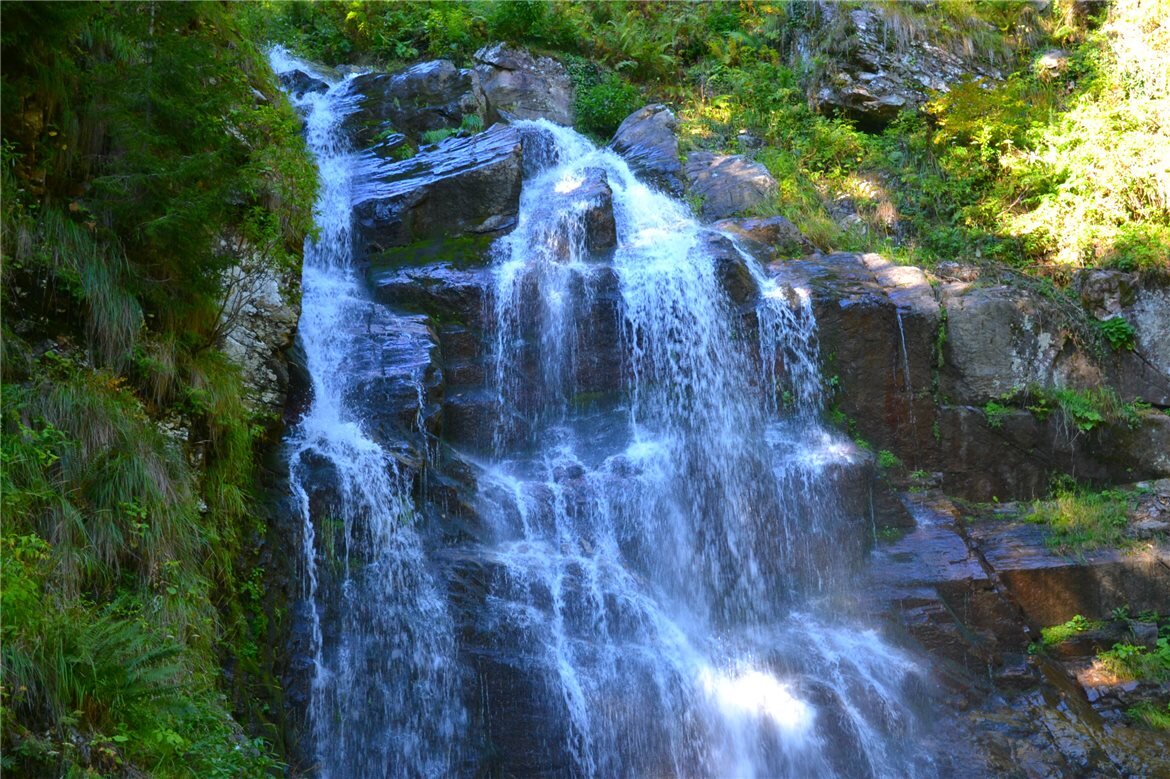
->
[474,43,573,125]
[684,152,777,220]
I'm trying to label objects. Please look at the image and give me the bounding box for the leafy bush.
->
[1040,614,1104,646]
[575,73,642,138]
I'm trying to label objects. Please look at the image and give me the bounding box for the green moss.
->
[369,233,497,273]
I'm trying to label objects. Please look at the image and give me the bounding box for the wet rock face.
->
[800,4,1003,130]
[609,104,685,196]
[353,124,523,251]
[278,67,329,99]
[543,166,617,260]
[684,152,778,220]
[713,215,816,260]
[343,60,487,148]
[474,43,574,125]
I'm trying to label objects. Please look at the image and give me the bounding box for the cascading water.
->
[274,47,938,777]
[270,50,464,778]
[473,122,933,778]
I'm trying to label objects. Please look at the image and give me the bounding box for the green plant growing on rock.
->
[1041,614,1104,646]
[877,450,902,469]
[1097,315,1137,351]
[1026,485,1132,552]
[983,400,1012,429]
[1130,701,1170,731]
[1096,638,1170,683]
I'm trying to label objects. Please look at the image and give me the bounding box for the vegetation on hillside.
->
[252,0,1168,276]
[1,2,315,775]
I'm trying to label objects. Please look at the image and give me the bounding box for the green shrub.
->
[575,73,641,138]
[1041,614,1104,646]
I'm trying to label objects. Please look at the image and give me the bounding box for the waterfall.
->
[273,48,936,777]
[271,50,465,778]
[475,121,932,777]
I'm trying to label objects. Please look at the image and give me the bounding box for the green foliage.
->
[1129,701,1170,731]
[1026,484,1133,551]
[574,72,642,138]
[876,450,902,469]
[1,3,312,773]
[1041,614,1104,645]
[1096,638,1170,683]
[983,401,1012,429]
[1097,315,1137,351]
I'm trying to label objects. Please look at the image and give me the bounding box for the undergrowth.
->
[1,3,315,774]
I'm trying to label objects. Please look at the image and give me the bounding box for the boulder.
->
[278,68,329,99]
[609,104,685,196]
[938,283,1101,405]
[684,152,777,220]
[353,124,523,251]
[474,43,573,125]
[342,60,487,148]
[370,263,491,333]
[700,232,759,308]
[713,215,816,259]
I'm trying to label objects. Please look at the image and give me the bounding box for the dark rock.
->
[369,132,408,160]
[474,43,573,126]
[342,60,487,148]
[684,152,777,221]
[609,104,685,196]
[353,124,523,251]
[700,232,759,307]
[713,215,816,259]
[543,167,617,260]
[966,519,1170,627]
[769,252,941,466]
[370,263,490,333]
[278,68,329,98]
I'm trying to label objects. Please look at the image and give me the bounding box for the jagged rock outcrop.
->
[685,152,778,220]
[353,124,523,250]
[609,104,685,196]
[342,60,487,148]
[217,240,301,425]
[474,43,574,125]
[544,166,617,259]
[768,253,1170,500]
[794,3,1004,129]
